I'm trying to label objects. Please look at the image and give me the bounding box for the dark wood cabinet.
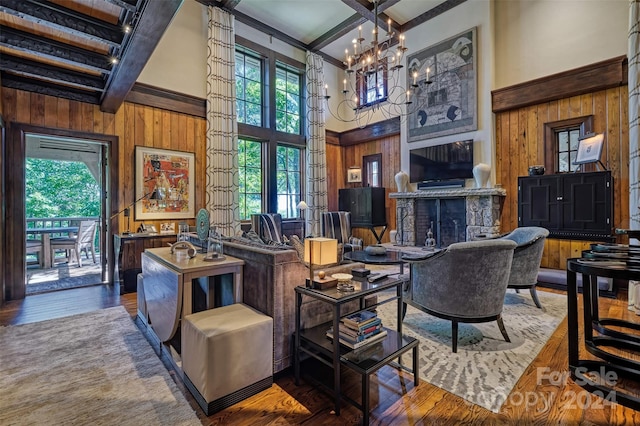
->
[114,233,177,294]
[518,171,613,240]
[338,187,387,227]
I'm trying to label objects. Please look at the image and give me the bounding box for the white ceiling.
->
[234,0,448,62]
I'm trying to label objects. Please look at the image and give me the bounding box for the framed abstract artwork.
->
[407,27,477,141]
[134,146,195,220]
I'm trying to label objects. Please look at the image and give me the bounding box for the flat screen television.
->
[409,140,474,183]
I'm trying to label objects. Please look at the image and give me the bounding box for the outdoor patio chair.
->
[50,220,97,267]
[26,239,43,268]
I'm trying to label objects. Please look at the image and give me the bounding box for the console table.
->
[294,277,418,424]
[141,247,244,343]
[567,258,640,410]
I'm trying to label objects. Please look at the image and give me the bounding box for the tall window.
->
[363,153,382,187]
[276,145,302,218]
[557,128,580,172]
[236,38,305,219]
[276,65,301,134]
[238,139,262,220]
[235,49,262,127]
[356,61,387,108]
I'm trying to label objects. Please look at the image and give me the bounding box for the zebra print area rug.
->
[377,289,567,413]
[0,306,201,425]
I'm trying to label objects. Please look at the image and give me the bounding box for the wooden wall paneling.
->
[69,101,82,131]
[506,110,520,231]
[92,104,103,133]
[44,96,58,128]
[325,143,341,211]
[57,98,70,129]
[607,87,622,228]
[152,108,162,150]
[161,110,171,149]
[123,102,135,231]
[177,114,187,153]
[30,93,45,126]
[558,240,572,270]
[16,90,30,122]
[568,95,581,119]
[517,108,528,179]
[114,106,126,234]
[81,102,93,132]
[619,86,630,229]
[536,103,549,166]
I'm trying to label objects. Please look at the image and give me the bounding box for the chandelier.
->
[324,0,431,127]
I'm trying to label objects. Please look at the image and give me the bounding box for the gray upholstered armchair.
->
[498,226,550,308]
[402,239,517,352]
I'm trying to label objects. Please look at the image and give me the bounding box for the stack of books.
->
[326,310,387,349]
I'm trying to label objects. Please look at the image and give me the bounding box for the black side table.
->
[294,276,418,424]
[567,258,640,409]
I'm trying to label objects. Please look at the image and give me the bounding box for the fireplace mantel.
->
[389,188,507,246]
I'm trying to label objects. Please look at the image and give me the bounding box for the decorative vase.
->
[394,171,409,193]
[472,163,491,188]
[364,244,387,255]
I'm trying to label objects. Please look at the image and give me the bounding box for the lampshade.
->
[297,200,308,210]
[304,237,337,266]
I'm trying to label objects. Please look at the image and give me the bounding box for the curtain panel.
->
[628,0,640,312]
[206,6,240,237]
[304,51,329,237]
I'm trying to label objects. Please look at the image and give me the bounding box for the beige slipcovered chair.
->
[498,226,550,308]
[402,239,517,352]
[50,220,97,267]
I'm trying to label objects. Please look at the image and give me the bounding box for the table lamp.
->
[304,237,338,289]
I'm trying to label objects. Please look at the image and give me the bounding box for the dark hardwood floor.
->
[1,284,640,425]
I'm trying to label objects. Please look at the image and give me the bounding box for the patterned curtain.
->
[629,0,640,312]
[305,51,329,237]
[206,6,240,237]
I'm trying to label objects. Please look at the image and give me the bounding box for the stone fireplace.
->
[389,188,506,247]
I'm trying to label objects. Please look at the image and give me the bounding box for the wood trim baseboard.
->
[491,56,628,113]
[125,83,206,117]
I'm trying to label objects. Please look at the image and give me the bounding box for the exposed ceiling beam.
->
[1,72,101,104]
[0,25,113,73]
[341,0,402,34]
[218,0,240,9]
[308,14,367,51]
[401,0,468,33]
[0,0,125,48]
[100,0,183,113]
[0,53,105,92]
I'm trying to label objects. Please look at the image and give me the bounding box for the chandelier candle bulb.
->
[413,71,418,86]
[388,18,391,34]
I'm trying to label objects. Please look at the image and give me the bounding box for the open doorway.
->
[25,134,108,295]
[3,123,119,302]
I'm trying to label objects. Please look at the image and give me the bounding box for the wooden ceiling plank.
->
[401,0,468,33]
[100,0,182,113]
[0,0,125,48]
[308,14,367,51]
[0,25,112,73]
[0,53,105,91]
[1,72,101,104]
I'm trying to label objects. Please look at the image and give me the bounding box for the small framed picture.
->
[347,167,362,183]
[574,133,604,165]
[160,222,175,234]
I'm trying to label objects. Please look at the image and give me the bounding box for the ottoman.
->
[181,303,273,415]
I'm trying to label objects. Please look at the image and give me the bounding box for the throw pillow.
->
[243,229,265,245]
